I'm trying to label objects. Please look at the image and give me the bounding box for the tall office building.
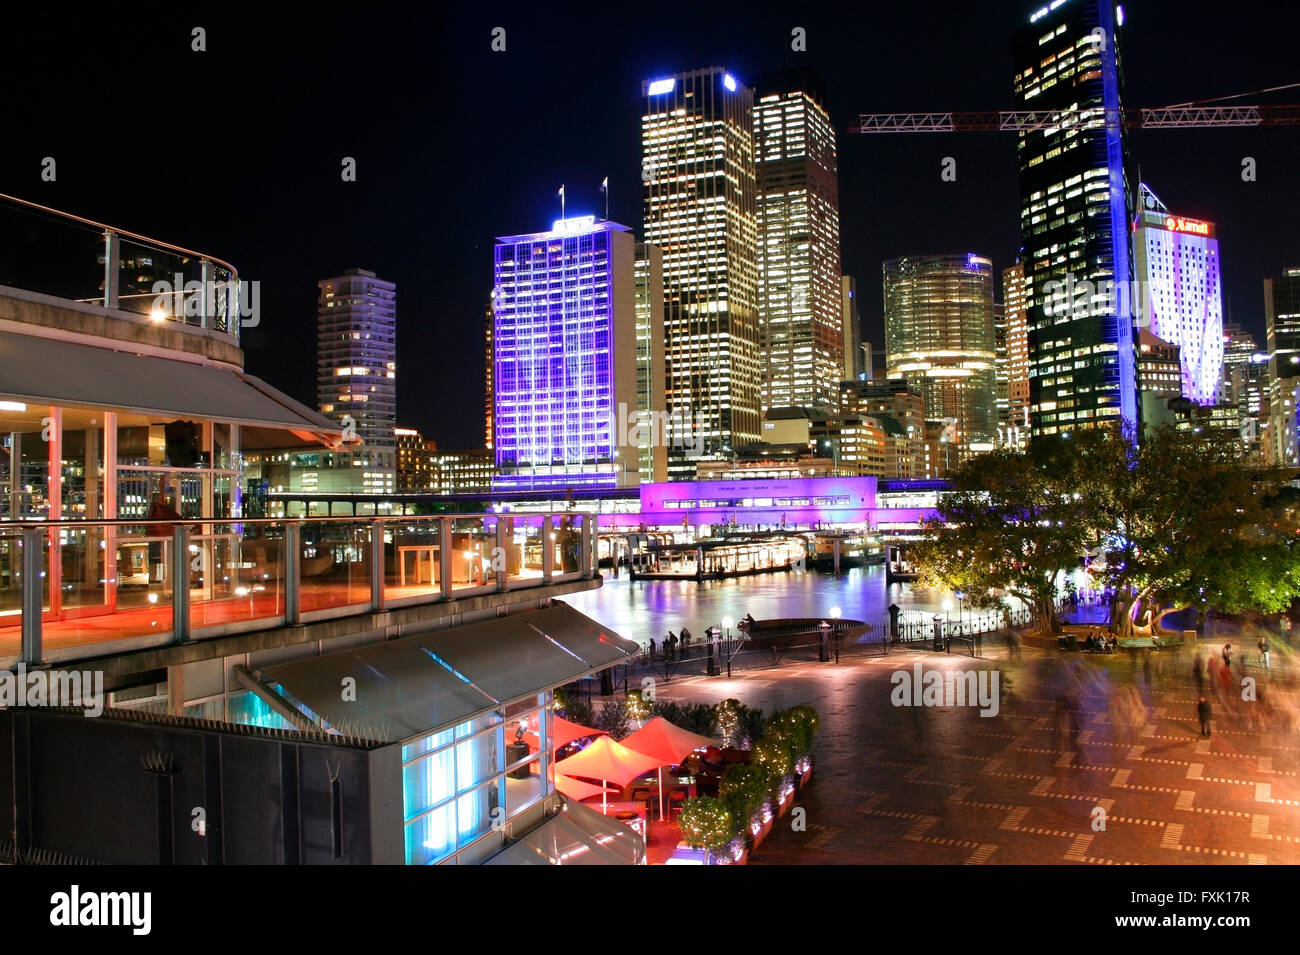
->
[642,66,761,478]
[883,253,999,451]
[1003,261,1031,438]
[1132,184,1223,407]
[1014,0,1137,436]
[395,427,437,493]
[316,268,397,493]
[1221,323,1269,460]
[753,69,843,413]
[842,275,863,382]
[1266,268,1300,466]
[484,298,494,450]
[492,216,639,491]
[634,242,668,484]
[993,300,1009,433]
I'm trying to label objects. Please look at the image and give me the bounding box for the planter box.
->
[752,817,773,849]
[800,767,813,788]
[777,789,795,817]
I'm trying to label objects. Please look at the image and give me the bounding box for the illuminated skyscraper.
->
[1266,268,1300,466]
[883,254,998,451]
[642,67,761,478]
[484,297,494,450]
[492,216,639,491]
[634,243,668,484]
[753,68,843,413]
[1013,0,1137,436]
[316,268,397,493]
[1003,261,1031,437]
[1221,323,1269,460]
[842,276,863,382]
[1132,184,1223,407]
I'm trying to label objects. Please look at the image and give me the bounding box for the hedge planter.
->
[797,755,814,788]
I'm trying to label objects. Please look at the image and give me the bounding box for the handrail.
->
[0,192,240,280]
[3,511,596,529]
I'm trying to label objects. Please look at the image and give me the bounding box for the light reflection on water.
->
[564,566,965,647]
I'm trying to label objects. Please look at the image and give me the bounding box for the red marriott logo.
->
[1164,215,1211,237]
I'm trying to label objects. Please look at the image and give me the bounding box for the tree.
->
[911,440,1089,633]
[1072,424,1300,636]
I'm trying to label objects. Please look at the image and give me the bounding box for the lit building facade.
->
[842,275,863,382]
[317,269,397,494]
[642,67,761,477]
[1014,0,1137,436]
[396,427,437,493]
[1221,323,1269,461]
[634,243,668,484]
[1003,261,1031,441]
[1266,268,1300,466]
[432,449,495,494]
[492,217,639,492]
[754,69,843,413]
[1132,185,1223,407]
[484,298,494,451]
[883,253,998,452]
[1138,330,1182,423]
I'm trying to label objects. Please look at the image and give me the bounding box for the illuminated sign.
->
[550,215,597,234]
[723,74,737,92]
[1163,215,1212,237]
[647,78,675,95]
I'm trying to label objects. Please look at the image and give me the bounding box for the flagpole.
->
[559,184,565,220]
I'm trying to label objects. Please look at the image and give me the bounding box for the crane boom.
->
[850,104,1300,133]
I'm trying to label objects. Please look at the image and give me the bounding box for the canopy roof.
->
[256,603,639,743]
[485,797,644,866]
[0,330,350,449]
[554,735,666,787]
[620,716,716,766]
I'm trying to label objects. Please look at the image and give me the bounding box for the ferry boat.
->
[812,531,884,568]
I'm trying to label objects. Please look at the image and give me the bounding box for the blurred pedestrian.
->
[648,637,657,660]
[1197,696,1212,738]
[1192,651,1206,695]
[1259,636,1270,669]
[1222,642,1232,670]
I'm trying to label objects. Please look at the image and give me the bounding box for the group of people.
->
[1084,630,1116,653]
[647,626,694,661]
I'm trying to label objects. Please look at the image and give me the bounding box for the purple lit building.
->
[492,217,640,492]
[1132,185,1223,406]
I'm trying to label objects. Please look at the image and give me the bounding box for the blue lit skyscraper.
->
[492,217,640,491]
[1013,0,1137,436]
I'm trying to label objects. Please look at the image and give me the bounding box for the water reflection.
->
[564,566,960,647]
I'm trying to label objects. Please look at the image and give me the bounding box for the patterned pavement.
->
[647,641,1300,865]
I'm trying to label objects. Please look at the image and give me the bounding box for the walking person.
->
[1222,642,1232,671]
[1197,696,1213,738]
[1259,636,1270,669]
[647,637,657,661]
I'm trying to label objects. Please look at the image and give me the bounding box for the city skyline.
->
[4,3,1299,449]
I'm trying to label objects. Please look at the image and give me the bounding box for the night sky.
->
[4,1,1298,449]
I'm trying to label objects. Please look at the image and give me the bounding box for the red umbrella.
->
[524,713,606,751]
[621,717,717,823]
[553,774,620,802]
[555,736,664,813]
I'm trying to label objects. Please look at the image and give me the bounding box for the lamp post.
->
[955,591,965,632]
[721,616,734,678]
[706,626,720,676]
[942,599,953,651]
[830,606,842,663]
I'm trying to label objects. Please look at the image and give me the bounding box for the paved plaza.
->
[643,640,1300,865]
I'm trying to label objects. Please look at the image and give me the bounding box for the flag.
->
[601,177,608,192]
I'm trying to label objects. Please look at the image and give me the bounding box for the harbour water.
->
[564,565,984,648]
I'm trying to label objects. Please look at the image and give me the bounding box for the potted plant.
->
[721,764,770,850]
[678,796,733,864]
[750,734,794,816]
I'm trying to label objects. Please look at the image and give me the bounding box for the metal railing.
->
[0,192,244,340]
[0,511,596,668]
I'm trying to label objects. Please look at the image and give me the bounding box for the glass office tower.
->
[1013,0,1137,436]
[754,68,844,414]
[642,67,761,478]
[883,253,998,452]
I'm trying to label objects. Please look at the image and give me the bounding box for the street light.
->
[721,616,735,678]
[955,591,965,631]
[830,606,842,663]
[942,599,953,649]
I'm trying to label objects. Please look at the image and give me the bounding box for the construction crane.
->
[850,82,1300,133]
